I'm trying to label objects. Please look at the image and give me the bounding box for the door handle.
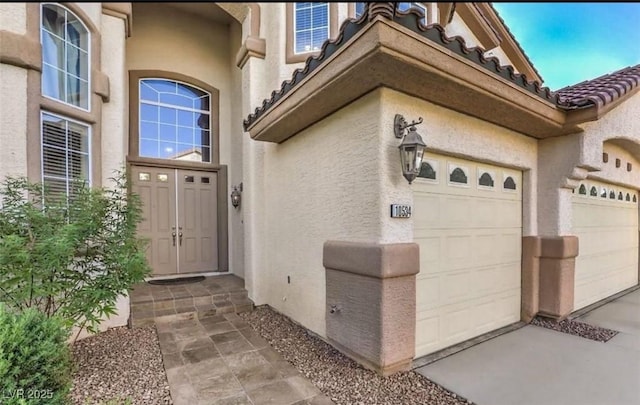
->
[171,227,176,246]
[178,227,183,246]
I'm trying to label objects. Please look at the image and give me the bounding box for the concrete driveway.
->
[415,289,640,405]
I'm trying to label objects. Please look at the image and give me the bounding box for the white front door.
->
[414,152,522,358]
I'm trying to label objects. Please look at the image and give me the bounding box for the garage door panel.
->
[416,276,439,311]
[572,179,639,310]
[415,153,522,358]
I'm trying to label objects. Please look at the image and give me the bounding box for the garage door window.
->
[418,160,437,180]
[503,176,517,190]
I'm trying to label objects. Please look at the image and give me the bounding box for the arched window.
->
[41,3,90,110]
[138,79,212,163]
[590,186,598,197]
[479,172,494,187]
[503,176,516,190]
[449,167,468,184]
[40,3,92,200]
[418,162,436,180]
[578,184,586,195]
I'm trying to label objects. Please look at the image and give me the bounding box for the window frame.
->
[285,3,339,64]
[40,110,93,199]
[138,78,213,163]
[40,2,92,112]
[128,70,221,168]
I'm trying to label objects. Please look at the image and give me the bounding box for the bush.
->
[0,306,72,404]
[0,171,151,338]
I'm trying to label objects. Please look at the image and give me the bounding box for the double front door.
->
[132,166,218,276]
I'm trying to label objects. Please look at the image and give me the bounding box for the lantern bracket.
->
[394,114,423,138]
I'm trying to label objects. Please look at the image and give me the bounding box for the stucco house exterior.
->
[1,2,639,375]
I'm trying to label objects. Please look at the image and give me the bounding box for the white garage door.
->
[414,152,522,358]
[572,180,638,311]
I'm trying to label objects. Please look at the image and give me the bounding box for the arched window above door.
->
[138,78,212,163]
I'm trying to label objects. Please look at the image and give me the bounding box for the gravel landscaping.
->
[530,316,618,342]
[239,306,474,405]
[70,326,172,405]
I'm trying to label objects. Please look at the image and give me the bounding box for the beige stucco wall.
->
[126,3,233,166]
[0,2,26,34]
[538,93,640,236]
[101,14,127,186]
[381,88,539,236]
[0,3,28,179]
[591,143,640,188]
[445,11,515,72]
[0,65,29,178]
[581,93,640,175]
[258,90,384,336]
[229,20,245,278]
[250,85,539,338]
[444,13,482,49]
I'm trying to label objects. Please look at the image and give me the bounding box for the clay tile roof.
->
[555,65,640,109]
[243,3,638,131]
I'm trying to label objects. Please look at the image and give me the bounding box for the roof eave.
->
[245,18,576,143]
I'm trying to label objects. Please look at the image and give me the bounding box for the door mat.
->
[148,276,205,286]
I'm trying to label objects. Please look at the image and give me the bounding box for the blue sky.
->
[492,3,640,90]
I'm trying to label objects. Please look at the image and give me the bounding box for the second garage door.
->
[414,152,522,358]
[572,180,638,311]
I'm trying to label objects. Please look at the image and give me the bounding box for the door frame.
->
[127,156,229,273]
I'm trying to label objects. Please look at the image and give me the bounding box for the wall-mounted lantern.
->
[394,114,427,184]
[230,183,242,208]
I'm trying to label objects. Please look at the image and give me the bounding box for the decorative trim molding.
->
[102,3,132,37]
[235,36,266,68]
[0,30,41,71]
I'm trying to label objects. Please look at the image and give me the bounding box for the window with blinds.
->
[41,112,91,198]
[294,2,330,54]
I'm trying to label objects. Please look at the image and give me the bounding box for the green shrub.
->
[0,171,151,339]
[0,306,71,405]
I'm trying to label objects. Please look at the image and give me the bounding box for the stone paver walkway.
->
[156,313,334,405]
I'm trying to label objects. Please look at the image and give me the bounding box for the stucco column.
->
[530,134,589,320]
[0,3,30,179]
[323,240,419,376]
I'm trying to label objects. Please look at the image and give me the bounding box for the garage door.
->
[572,180,638,311]
[414,152,522,358]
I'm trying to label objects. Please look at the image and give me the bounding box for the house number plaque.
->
[390,204,412,218]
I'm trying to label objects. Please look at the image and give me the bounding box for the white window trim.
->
[293,2,331,55]
[40,110,93,198]
[40,2,92,113]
